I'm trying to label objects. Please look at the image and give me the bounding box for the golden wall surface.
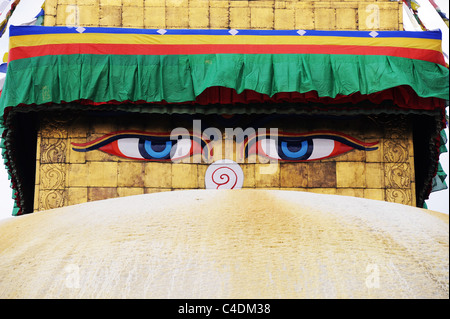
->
[44,0,403,31]
[33,113,416,211]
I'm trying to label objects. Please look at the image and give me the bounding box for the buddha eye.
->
[280,139,312,160]
[246,132,378,161]
[71,131,199,161]
[115,138,175,160]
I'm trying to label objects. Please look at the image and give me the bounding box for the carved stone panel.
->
[40,138,67,163]
[384,163,411,189]
[38,189,66,211]
[40,164,66,190]
[385,189,412,206]
[383,139,408,163]
[40,115,71,138]
[381,115,409,139]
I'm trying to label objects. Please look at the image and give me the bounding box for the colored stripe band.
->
[9,25,443,39]
[9,43,444,65]
[8,26,445,66]
[9,33,442,51]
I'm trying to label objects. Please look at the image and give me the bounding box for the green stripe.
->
[0,53,448,114]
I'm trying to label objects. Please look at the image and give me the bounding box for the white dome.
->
[0,189,448,298]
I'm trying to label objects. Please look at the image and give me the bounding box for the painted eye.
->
[259,138,282,160]
[247,132,378,162]
[280,140,309,158]
[170,138,193,161]
[277,138,351,161]
[71,131,198,161]
[142,140,172,158]
[113,138,176,160]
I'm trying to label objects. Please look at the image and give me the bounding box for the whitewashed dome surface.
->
[0,189,448,298]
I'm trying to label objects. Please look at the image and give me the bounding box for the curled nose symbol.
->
[204,160,244,189]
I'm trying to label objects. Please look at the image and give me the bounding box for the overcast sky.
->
[0,0,448,220]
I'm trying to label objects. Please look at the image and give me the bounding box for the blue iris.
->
[281,140,308,158]
[279,139,314,160]
[142,140,172,159]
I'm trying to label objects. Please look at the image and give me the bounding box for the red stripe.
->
[9,43,446,65]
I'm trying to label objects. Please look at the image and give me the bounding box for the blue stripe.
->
[9,25,442,40]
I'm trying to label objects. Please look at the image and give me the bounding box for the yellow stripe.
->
[9,33,443,52]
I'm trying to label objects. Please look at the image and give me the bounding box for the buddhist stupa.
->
[0,0,448,299]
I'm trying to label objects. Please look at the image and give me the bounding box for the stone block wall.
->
[34,113,416,211]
